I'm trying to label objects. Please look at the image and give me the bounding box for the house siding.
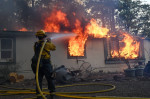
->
[16,36,36,79]
[0,31,149,79]
[144,40,150,63]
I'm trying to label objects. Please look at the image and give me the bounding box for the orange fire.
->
[68,35,87,56]
[3,28,7,31]
[111,32,140,59]
[68,18,109,56]
[85,18,109,38]
[44,10,70,33]
[18,28,28,31]
[43,10,109,56]
[68,19,88,56]
[43,10,140,58]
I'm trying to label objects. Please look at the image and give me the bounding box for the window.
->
[67,43,87,59]
[104,36,145,64]
[0,38,16,63]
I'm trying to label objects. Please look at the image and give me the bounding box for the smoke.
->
[0,0,18,30]
[0,0,119,31]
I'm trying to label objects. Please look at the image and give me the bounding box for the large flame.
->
[43,10,140,58]
[44,10,70,33]
[68,35,87,56]
[85,18,109,38]
[111,32,140,59]
[68,19,88,56]
[43,10,109,56]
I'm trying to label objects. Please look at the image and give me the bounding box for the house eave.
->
[0,31,67,37]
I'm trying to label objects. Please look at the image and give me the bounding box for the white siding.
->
[144,40,150,63]
[16,36,36,79]
[14,36,150,79]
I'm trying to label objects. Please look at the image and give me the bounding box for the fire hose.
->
[0,40,150,99]
[35,40,47,99]
[35,40,117,99]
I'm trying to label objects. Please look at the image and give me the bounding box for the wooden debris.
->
[9,72,24,83]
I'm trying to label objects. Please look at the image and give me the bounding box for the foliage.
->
[85,0,118,32]
[139,4,150,37]
[116,0,150,37]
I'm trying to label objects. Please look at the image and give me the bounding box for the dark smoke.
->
[0,0,18,30]
[0,0,118,32]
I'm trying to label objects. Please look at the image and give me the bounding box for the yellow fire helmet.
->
[35,30,46,37]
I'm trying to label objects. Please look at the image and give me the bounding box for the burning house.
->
[0,20,149,79]
[0,0,150,79]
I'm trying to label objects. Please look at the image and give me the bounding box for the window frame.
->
[104,37,145,64]
[67,42,87,59]
[0,37,16,64]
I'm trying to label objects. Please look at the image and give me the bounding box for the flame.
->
[68,19,88,56]
[111,32,140,59]
[85,18,109,38]
[43,10,140,58]
[68,19,108,56]
[43,10,109,56]
[72,12,76,16]
[3,28,7,31]
[44,10,70,32]
[68,35,87,56]
[18,28,28,31]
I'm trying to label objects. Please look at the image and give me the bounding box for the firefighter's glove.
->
[47,38,51,42]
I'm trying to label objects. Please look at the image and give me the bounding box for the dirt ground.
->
[0,73,150,99]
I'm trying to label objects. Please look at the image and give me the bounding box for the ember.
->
[3,28,7,31]
[18,28,28,31]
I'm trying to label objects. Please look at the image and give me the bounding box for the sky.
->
[140,0,150,4]
[75,0,150,5]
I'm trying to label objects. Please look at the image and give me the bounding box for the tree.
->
[138,4,150,37]
[0,0,88,31]
[116,0,150,37]
[0,0,18,30]
[116,0,141,33]
[85,0,118,32]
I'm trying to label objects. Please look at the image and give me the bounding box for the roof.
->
[0,31,56,37]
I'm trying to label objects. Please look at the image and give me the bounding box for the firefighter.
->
[31,30,56,98]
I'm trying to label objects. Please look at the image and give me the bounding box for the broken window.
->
[67,42,87,59]
[104,34,145,64]
[67,35,87,59]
